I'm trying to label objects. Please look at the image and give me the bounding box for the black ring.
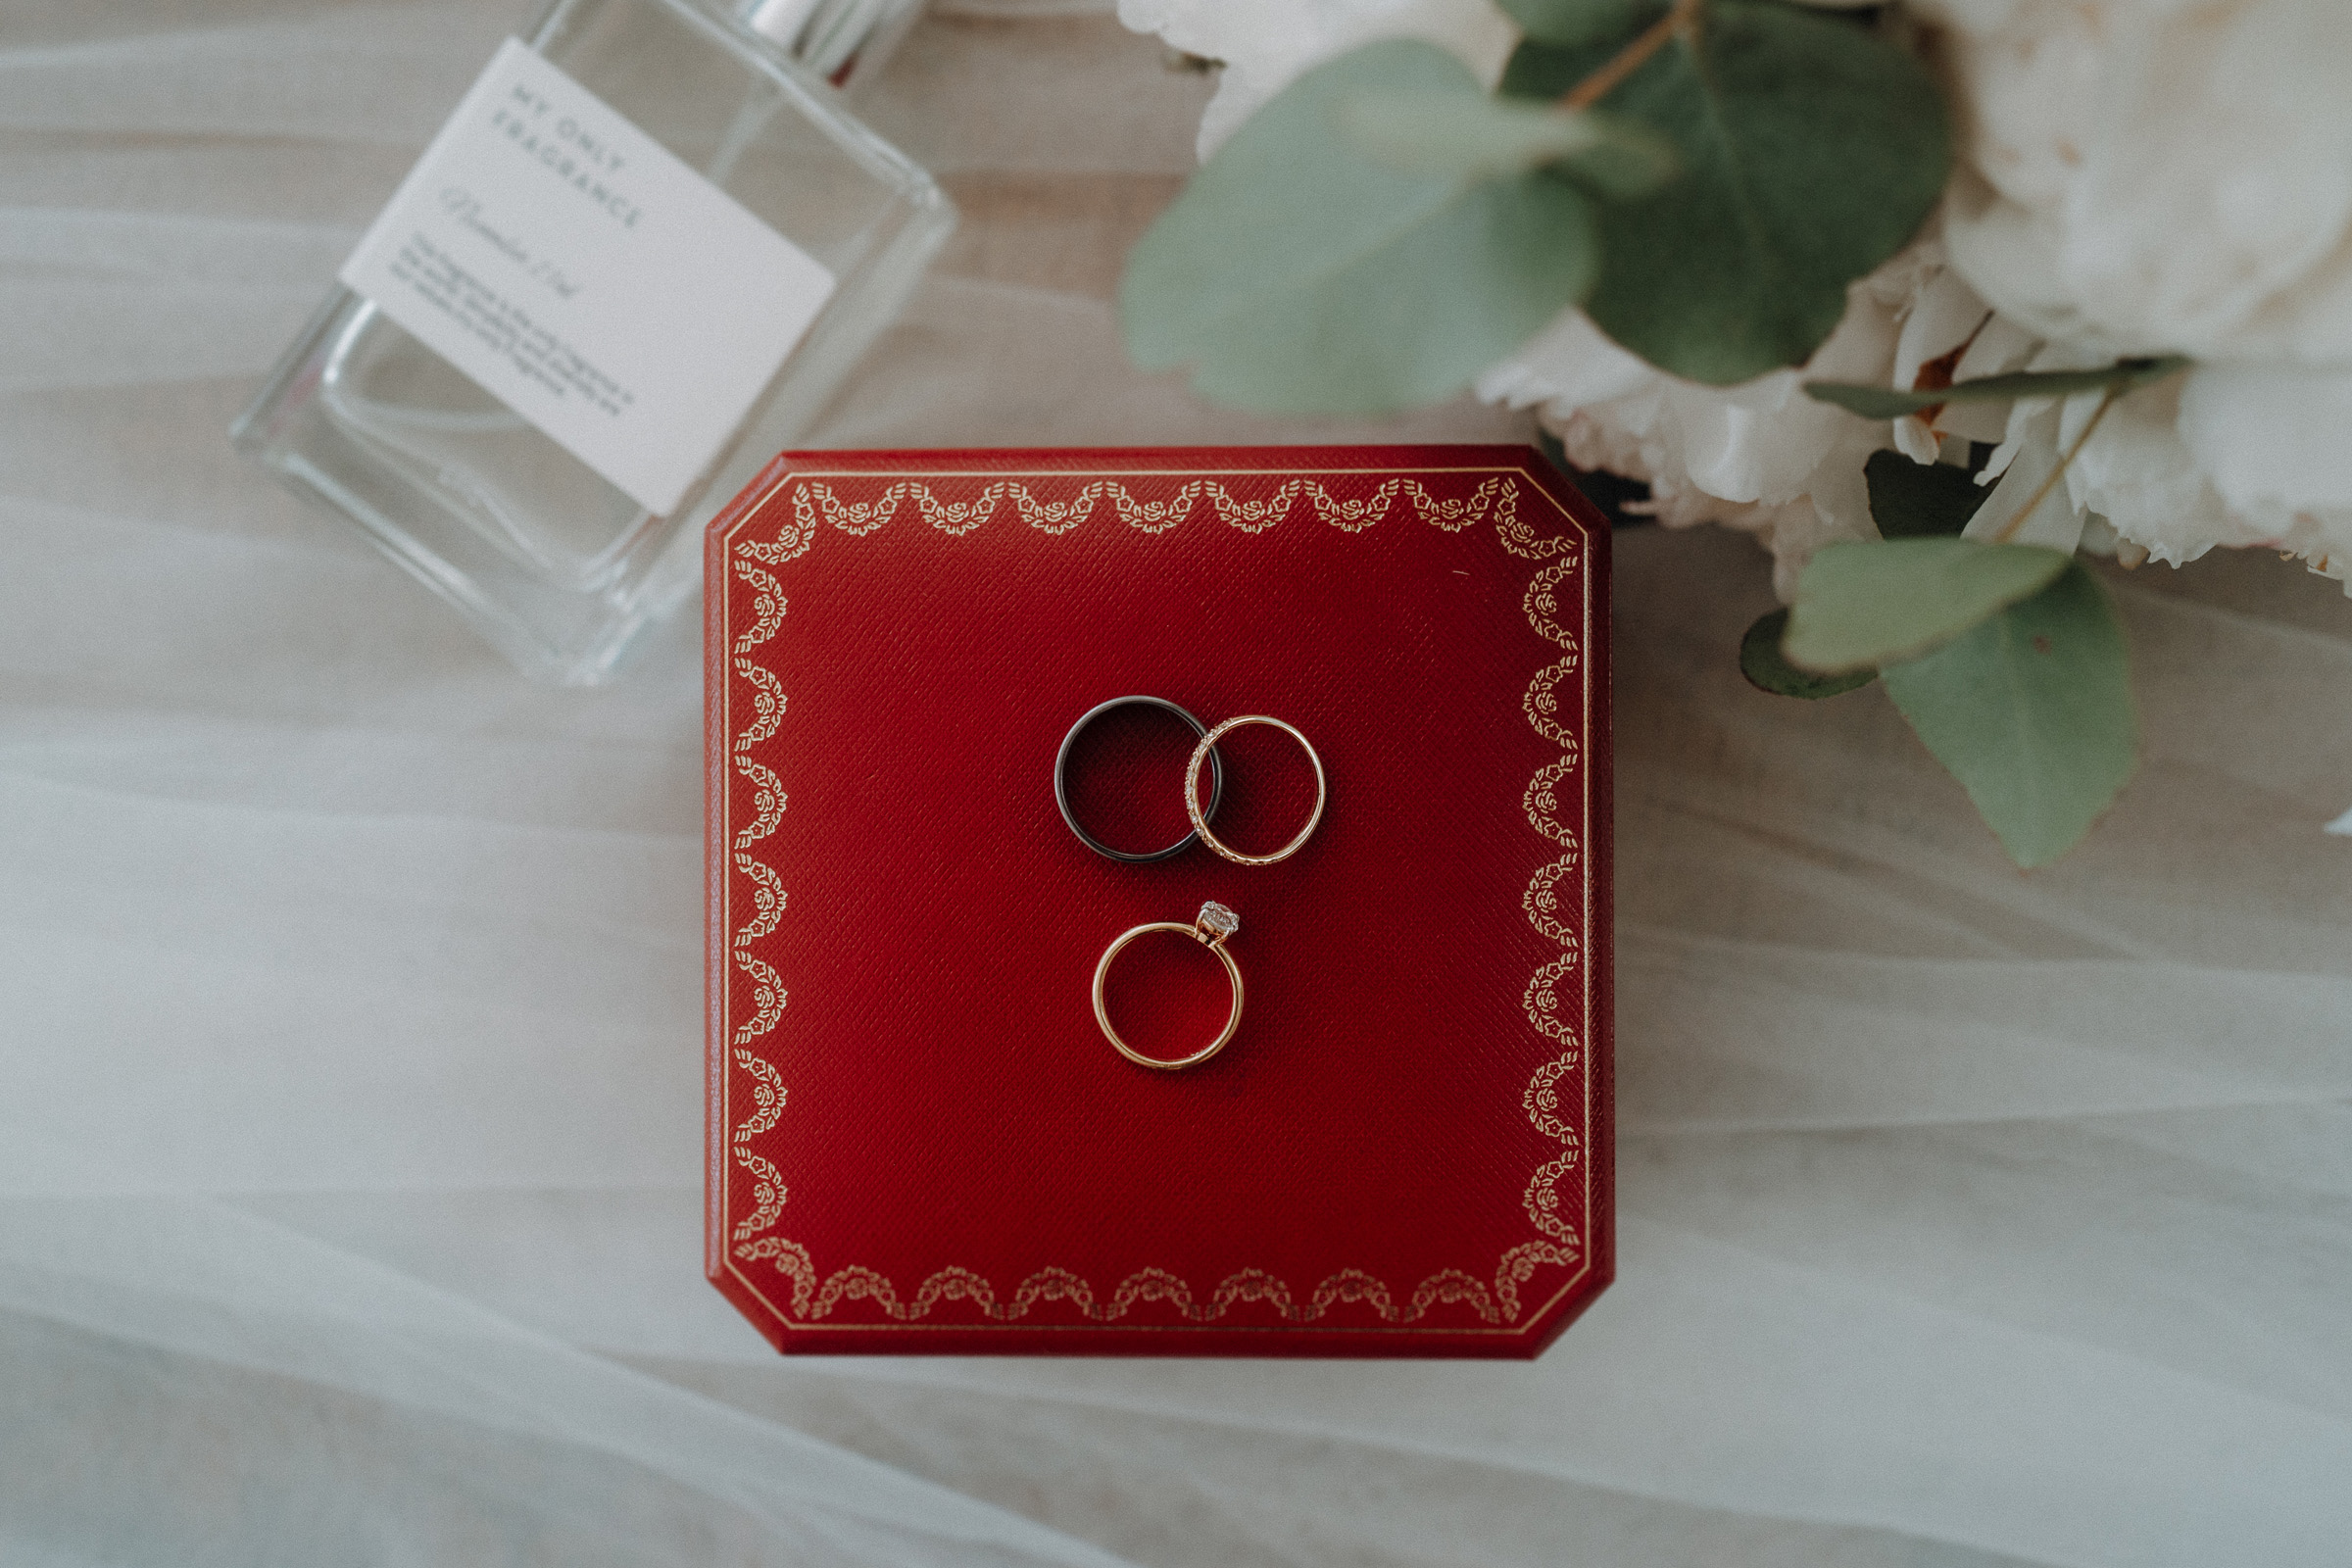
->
[1054,696,1224,863]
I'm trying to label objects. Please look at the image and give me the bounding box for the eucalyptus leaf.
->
[1805,356,2192,418]
[1866,450,1986,539]
[1337,92,1676,194]
[1502,2,1948,385]
[1882,562,2136,868]
[1741,608,1876,698]
[1784,538,2070,672]
[1121,40,1598,415]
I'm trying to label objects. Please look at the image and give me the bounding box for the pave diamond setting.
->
[1195,902,1240,943]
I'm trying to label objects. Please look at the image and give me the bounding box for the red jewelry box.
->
[705,445,1611,1356]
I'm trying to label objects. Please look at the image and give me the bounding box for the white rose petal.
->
[1478,259,1926,593]
[1930,0,2352,366]
[2069,376,2250,566]
[1963,406,2085,553]
[2176,365,2352,580]
[2179,365,2352,514]
[1119,0,1519,160]
[1475,310,1657,412]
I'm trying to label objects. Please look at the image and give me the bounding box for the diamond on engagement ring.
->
[1196,902,1240,941]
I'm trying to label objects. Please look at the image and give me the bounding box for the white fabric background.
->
[5,2,2352,1563]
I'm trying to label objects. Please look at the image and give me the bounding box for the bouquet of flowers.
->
[1114,0,2352,866]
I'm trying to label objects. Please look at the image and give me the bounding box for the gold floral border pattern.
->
[722,467,1590,1333]
[786,474,1515,540]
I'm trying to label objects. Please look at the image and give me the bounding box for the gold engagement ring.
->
[1091,902,1244,1070]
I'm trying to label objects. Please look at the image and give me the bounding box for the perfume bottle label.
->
[338,38,836,516]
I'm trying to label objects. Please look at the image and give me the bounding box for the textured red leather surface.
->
[705,446,1611,1356]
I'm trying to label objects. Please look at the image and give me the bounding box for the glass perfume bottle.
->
[233,0,952,682]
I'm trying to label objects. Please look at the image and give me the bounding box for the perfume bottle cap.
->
[739,0,924,88]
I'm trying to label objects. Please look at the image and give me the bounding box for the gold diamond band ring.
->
[1184,715,1327,866]
[1092,902,1244,1070]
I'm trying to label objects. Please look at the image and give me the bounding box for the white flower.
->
[1924,0,2352,585]
[1480,242,2041,594]
[1116,0,1519,159]
[1928,0,2352,367]
[2177,367,2352,575]
[1477,282,1883,597]
[1117,0,2034,590]
[1124,0,2352,592]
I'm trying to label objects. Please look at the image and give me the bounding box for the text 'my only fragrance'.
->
[234,0,952,682]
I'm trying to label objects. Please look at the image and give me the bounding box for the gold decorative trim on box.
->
[721,466,1592,1333]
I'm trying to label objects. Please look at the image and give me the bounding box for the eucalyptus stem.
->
[1560,0,1702,112]
[1991,386,2119,545]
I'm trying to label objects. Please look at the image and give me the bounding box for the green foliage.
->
[1122,0,1953,405]
[1114,1,2138,866]
[1806,356,2192,418]
[1866,450,1986,539]
[1784,538,2070,672]
[1120,41,1598,415]
[1502,2,1949,384]
[1336,93,1676,194]
[1881,563,2136,867]
[1740,608,1876,698]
